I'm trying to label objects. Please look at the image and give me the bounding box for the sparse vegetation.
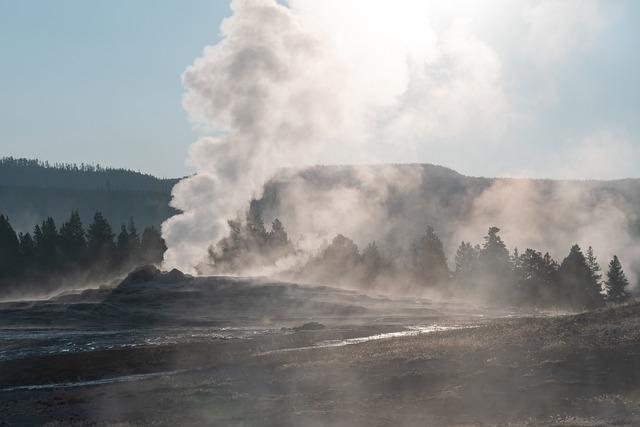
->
[204,213,634,311]
[0,211,166,298]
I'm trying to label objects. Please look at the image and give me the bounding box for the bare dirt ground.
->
[2,301,640,426]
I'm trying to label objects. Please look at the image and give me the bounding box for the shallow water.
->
[259,324,478,355]
[315,324,480,348]
[0,326,277,361]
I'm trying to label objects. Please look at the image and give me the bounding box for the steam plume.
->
[162,0,509,272]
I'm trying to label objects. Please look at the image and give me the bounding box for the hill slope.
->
[0,157,180,232]
[254,164,640,285]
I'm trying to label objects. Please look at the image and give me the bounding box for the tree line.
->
[206,215,633,310]
[0,211,166,297]
[0,156,178,192]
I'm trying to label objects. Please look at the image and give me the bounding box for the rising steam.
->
[161,0,634,284]
[162,0,511,272]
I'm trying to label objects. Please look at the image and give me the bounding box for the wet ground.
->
[1,270,639,426]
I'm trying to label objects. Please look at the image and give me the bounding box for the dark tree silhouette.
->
[300,234,363,286]
[557,244,604,309]
[116,225,132,265]
[140,226,167,265]
[208,214,294,273]
[514,248,559,306]
[36,217,60,272]
[411,226,449,286]
[585,246,603,291]
[362,241,384,286]
[127,219,141,254]
[605,255,631,304]
[0,211,168,298]
[86,211,115,267]
[0,215,21,283]
[454,241,479,290]
[115,219,141,267]
[269,219,289,249]
[478,226,512,301]
[322,234,361,267]
[59,211,87,267]
[18,232,36,265]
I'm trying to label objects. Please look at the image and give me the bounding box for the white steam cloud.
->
[162,0,625,276]
[162,0,514,272]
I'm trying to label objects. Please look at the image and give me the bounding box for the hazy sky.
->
[1,0,638,179]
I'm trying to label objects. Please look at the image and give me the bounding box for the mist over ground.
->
[161,0,640,286]
[254,164,640,285]
[2,0,640,425]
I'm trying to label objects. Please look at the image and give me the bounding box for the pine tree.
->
[481,227,510,265]
[126,218,141,258]
[585,246,603,291]
[478,226,513,301]
[323,234,360,265]
[411,226,449,286]
[36,217,60,271]
[511,247,521,270]
[140,226,166,265]
[303,234,362,286]
[0,215,21,282]
[116,224,131,266]
[515,249,558,306]
[246,210,268,249]
[454,241,478,289]
[511,247,523,289]
[557,244,604,309]
[18,232,36,262]
[605,255,631,304]
[362,241,384,285]
[86,211,115,267]
[268,218,289,249]
[59,210,86,266]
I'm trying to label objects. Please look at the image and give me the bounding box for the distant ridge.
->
[0,157,180,193]
[0,157,181,232]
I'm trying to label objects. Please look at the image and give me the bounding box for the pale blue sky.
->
[0,1,638,178]
[0,0,230,178]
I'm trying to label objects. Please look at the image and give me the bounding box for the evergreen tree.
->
[246,210,268,249]
[116,224,132,266]
[115,219,141,268]
[605,255,631,304]
[323,234,361,266]
[454,241,478,289]
[268,218,289,249]
[86,211,115,267]
[511,247,523,290]
[140,226,167,264]
[511,247,521,270]
[515,249,559,306]
[302,234,362,286]
[59,210,86,266]
[126,218,141,257]
[411,226,449,286]
[0,215,21,282]
[210,219,247,271]
[478,226,512,300]
[541,252,560,301]
[18,232,36,264]
[557,244,604,309]
[585,246,603,291]
[362,241,384,285]
[480,227,510,265]
[36,217,60,271]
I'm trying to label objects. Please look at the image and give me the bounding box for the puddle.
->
[261,324,479,355]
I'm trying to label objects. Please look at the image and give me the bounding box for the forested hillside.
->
[0,157,181,232]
